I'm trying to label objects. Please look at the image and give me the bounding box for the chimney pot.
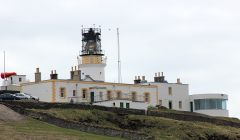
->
[155,73,157,77]
[138,76,141,80]
[135,76,137,80]
[36,68,39,73]
[158,72,160,77]
[142,76,145,81]
[177,78,181,84]
[54,70,56,74]
[161,72,164,76]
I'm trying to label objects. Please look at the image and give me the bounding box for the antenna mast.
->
[3,51,6,81]
[117,28,121,83]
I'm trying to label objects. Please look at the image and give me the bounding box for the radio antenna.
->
[117,28,122,83]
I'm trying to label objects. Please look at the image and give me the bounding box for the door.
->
[190,102,193,112]
[120,102,124,108]
[169,101,172,109]
[126,103,130,109]
[90,92,94,103]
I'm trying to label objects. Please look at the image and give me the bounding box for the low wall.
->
[148,110,240,128]
[1,101,146,115]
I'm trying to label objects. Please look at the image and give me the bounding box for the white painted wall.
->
[94,100,149,110]
[54,81,157,106]
[79,64,106,81]
[21,82,52,102]
[194,109,229,117]
[142,82,189,111]
[6,75,27,85]
[22,80,157,106]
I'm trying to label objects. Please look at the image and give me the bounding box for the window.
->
[194,99,227,110]
[117,91,122,99]
[179,101,182,109]
[159,100,162,106]
[120,102,124,108]
[113,102,115,107]
[73,90,76,96]
[99,92,103,100]
[107,91,112,100]
[19,78,22,82]
[144,93,150,103]
[126,103,130,109]
[168,87,172,95]
[131,92,137,101]
[60,87,66,98]
[82,89,87,99]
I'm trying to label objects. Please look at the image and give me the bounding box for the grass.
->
[0,118,125,140]
[31,108,120,128]
[127,114,240,140]
[31,108,240,140]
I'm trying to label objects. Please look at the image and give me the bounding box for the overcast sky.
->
[0,0,239,118]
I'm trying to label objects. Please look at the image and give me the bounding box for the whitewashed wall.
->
[94,100,149,110]
[21,82,52,102]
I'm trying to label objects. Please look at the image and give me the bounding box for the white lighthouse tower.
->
[78,28,106,82]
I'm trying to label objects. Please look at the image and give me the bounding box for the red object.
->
[1,72,17,79]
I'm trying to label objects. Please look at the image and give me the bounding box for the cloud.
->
[0,0,239,118]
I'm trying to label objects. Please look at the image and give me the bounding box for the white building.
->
[18,27,229,117]
[190,94,228,117]
[1,74,28,91]
[21,79,158,109]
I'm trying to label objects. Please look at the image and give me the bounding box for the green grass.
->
[31,108,240,140]
[0,118,125,140]
[127,114,240,140]
[31,108,120,128]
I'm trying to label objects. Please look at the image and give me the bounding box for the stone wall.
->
[148,110,240,128]
[1,101,146,115]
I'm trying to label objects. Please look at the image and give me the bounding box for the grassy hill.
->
[30,108,240,140]
[1,101,240,140]
[0,118,125,140]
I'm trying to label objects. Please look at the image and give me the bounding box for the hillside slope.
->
[0,104,124,140]
[31,108,240,140]
[1,101,240,140]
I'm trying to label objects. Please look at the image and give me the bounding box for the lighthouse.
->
[78,28,106,82]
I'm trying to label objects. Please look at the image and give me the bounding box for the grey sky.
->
[0,0,239,118]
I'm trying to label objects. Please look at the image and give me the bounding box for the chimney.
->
[35,68,41,83]
[177,78,181,84]
[142,76,145,81]
[70,67,74,80]
[71,66,81,81]
[154,72,166,83]
[50,70,58,79]
[134,75,141,84]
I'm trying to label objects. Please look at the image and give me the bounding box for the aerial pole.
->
[3,51,6,81]
[117,28,121,83]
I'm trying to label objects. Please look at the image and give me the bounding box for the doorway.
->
[169,101,172,109]
[190,102,193,112]
[90,92,94,103]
